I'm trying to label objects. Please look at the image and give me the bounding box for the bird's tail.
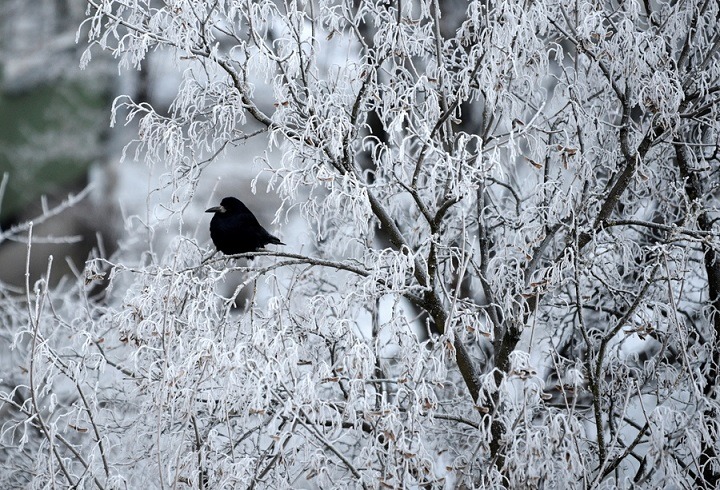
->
[268,235,285,246]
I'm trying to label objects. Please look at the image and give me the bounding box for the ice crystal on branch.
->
[1,0,719,487]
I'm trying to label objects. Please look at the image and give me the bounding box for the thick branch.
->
[366,190,480,401]
[674,141,720,487]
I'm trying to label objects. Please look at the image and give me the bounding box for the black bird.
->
[205,197,285,255]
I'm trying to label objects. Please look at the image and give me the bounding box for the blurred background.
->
[0,0,286,289]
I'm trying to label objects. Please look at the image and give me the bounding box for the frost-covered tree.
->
[2,0,720,488]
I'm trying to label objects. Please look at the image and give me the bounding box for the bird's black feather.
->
[206,197,285,255]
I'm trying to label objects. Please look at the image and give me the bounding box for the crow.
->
[205,197,285,255]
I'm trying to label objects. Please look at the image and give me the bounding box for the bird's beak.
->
[205,205,225,213]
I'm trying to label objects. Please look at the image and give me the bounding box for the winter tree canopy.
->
[2,0,720,488]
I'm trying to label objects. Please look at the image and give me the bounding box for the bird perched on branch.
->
[205,197,285,255]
